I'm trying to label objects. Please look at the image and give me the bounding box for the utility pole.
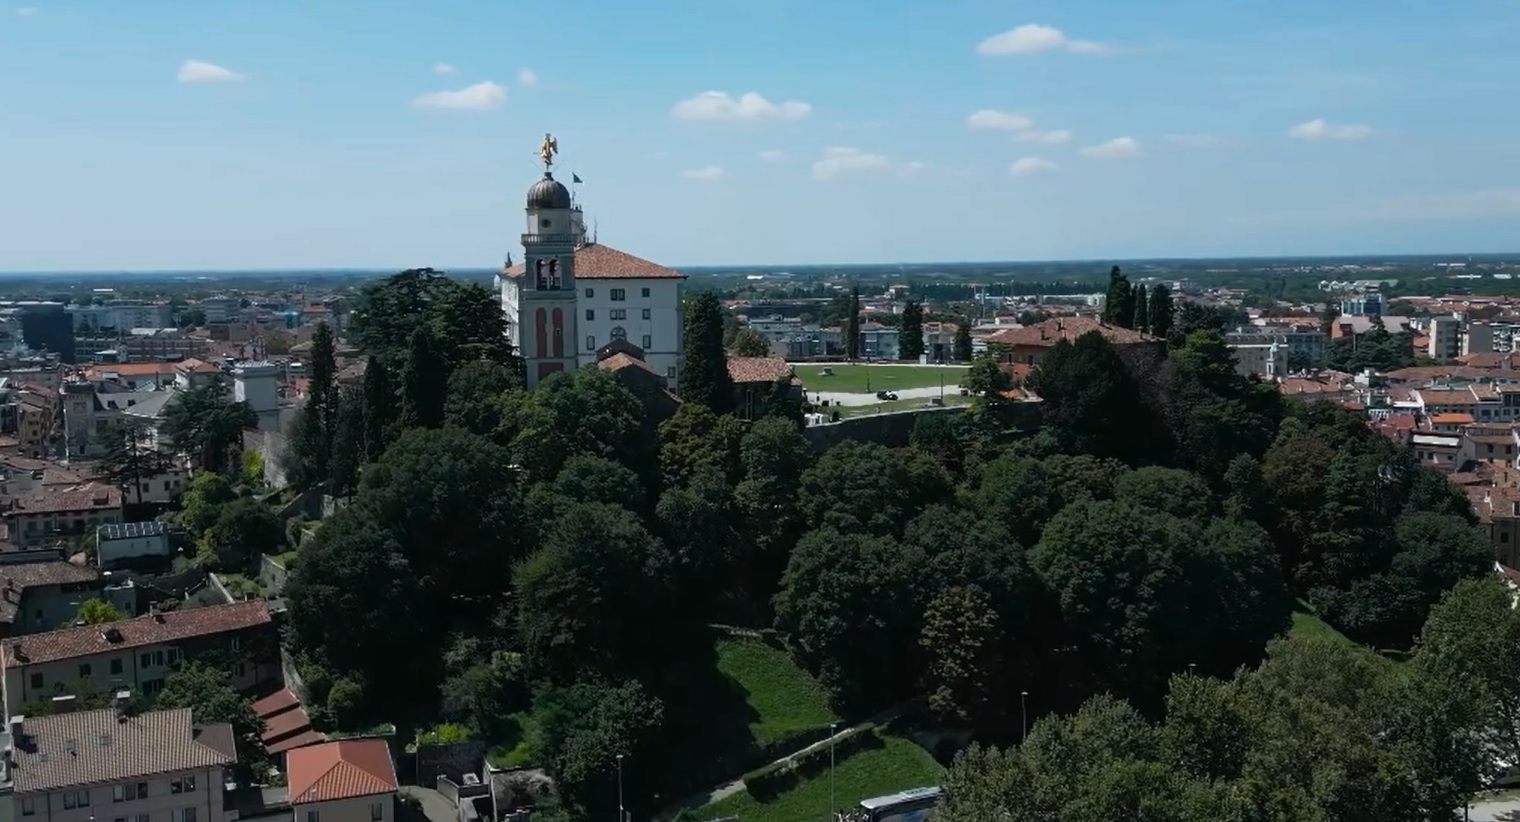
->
[616,754,625,822]
[828,722,839,820]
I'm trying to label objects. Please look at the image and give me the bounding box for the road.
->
[402,786,461,822]
[810,386,952,407]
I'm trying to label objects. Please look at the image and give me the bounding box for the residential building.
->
[0,560,109,638]
[233,363,281,432]
[0,600,277,715]
[1466,322,1496,356]
[594,346,682,424]
[1429,317,1461,361]
[197,297,240,324]
[96,522,172,570]
[1228,323,1327,367]
[7,704,238,822]
[172,360,222,392]
[497,152,686,388]
[857,322,898,361]
[3,483,123,549]
[727,357,801,420]
[286,739,399,822]
[1230,342,1288,378]
[985,316,1167,372]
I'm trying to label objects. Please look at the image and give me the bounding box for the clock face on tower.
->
[540,218,552,229]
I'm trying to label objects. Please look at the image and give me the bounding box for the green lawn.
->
[793,364,969,395]
[715,637,837,746]
[700,733,944,822]
[1288,606,1355,646]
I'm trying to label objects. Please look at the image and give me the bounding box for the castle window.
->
[585,309,594,321]
[610,288,626,302]
[586,336,596,351]
[642,287,651,298]
[611,327,627,342]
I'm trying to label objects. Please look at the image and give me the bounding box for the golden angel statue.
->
[538,133,559,171]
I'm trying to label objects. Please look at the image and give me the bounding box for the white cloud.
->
[433,63,455,74]
[1009,157,1058,177]
[16,7,36,16]
[681,166,725,181]
[1289,118,1372,141]
[758,150,788,163]
[976,24,1108,56]
[177,60,245,84]
[672,91,811,122]
[517,68,538,87]
[966,109,1033,131]
[411,81,506,111]
[1080,136,1140,159]
[812,147,891,180]
[1014,129,1073,145]
[1165,133,1218,149]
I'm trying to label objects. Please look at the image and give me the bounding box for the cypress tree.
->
[678,292,735,413]
[361,355,393,462]
[845,285,862,360]
[898,299,925,361]
[953,321,973,361]
[1103,265,1135,328]
[1149,284,1175,340]
[398,326,447,429]
[1132,283,1150,333]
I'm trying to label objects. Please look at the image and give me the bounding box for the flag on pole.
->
[572,173,583,184]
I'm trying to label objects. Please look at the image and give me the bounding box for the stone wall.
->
[416,740,488,787]
[259,554,289,597]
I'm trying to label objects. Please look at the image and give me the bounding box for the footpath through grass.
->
[700,732,943,822]
[792,364,969,394]
[715,636,837,746]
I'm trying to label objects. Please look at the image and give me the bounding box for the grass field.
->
[1288,606,1355,646]
[700,733,944,822]
[714,636,837,746]
[792,364,969,394]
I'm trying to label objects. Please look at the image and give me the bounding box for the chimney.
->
[8,715,22,742]
[51,694,77,714]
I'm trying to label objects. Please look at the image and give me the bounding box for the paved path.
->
[810,386,952,407]
[1471,797,1520,821]
[401,786,461,822]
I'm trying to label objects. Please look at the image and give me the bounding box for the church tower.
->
[518,134,580,386]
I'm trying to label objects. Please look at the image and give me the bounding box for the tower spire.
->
[538,133,559,174]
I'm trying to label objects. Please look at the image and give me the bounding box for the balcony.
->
[520,233,578,246]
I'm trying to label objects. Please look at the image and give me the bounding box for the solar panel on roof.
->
[97,521,168,540]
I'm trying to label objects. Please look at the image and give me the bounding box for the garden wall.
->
[801,402,1042,450]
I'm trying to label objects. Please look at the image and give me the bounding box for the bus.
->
[856,786,941,822]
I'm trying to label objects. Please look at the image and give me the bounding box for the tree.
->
[506,367,649,484]
[77,598,123,625]
[1148,283,1175,340]
[922,585,999,725]
[398,325,447,430]
[445,359,520,437]
[304,321,339,479]
[361,355,394,462]
[1027,331,1162,463]
[161,379,258,474]
[677,292,734,413]
[730,327,772,358]
[327,384,365,496]
[798,441,948,536]
[964,352,1012,399]
[1132,283,1150,333]
[953,320,973,361]
[157,662,263,771]
[845,284,862,360]
[899,299,926,360]
[95,421,174,504]
[529,680,665,820]
[657,402,743,489]
[199,497,283,571]
[178,472,236,534]
[1103,266,1135,329]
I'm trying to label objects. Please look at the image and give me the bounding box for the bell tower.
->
[519,133,580,387]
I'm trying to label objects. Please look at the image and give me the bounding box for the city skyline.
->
[2,0,1518,271]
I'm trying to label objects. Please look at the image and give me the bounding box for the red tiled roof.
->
[5,482,122,516]
[262,706,314,742]
[176,358,221,375]
[597,353,658,375]
[253,688,300,718]
[1418,389,1480,406]
[503,243,684,280]
[1432,413,1477,424]
[727,356,792,384]
[287,739,399,803]
[3,601,270,666]
[268,729,328,756]
[983,316,1157,348]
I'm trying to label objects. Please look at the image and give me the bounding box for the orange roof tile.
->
[503,243,684,280]
[287,739,398,803]
[1432,413,1477,424]
[984,316,1157,348]
[727,356,792,384]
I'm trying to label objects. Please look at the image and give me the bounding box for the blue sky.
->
[2,0,1519,271]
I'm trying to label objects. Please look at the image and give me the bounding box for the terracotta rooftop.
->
[597,353,659,376]
[11,708,236,794]
[3,600,271,666]
[1431,413,1477,424]
[287,738,399,803]
[503,243,684,281]
[269,729,328,756]
[983,316,1157,348]
[727,356,792,384]
[175,358,222,375]
[5,482,122,516]
[1417,389,1481,406]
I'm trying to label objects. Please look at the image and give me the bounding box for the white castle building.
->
[496,136,686,388]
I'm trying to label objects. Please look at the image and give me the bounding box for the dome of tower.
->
[526,173,572,209]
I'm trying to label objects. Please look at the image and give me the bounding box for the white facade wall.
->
[576,279,683,379]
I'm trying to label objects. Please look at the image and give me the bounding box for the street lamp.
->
[616,754,625,822]
[829,722,839,820]
[1020,691,1029,744]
